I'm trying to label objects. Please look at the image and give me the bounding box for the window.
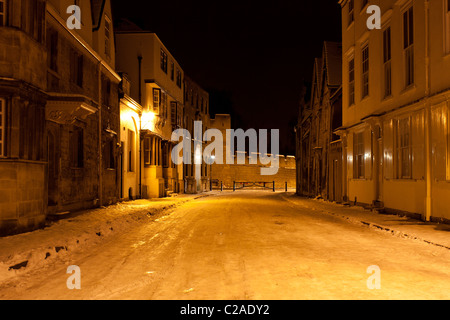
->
[128,130,135,172]
[348,0,354,25]
[348,57,355,106]
[152,88,161,114]
[397,118,411,178]
[171,101,177,129]
[176,68,182,88]
[445,0,450,53]
[170,62,174,81]
[70,49,83,87]
[104,138,115,169]
[160,49,168,73]
[0,0,6,26]
[0,98,5,157]
[383,27,392,97]
[144,137,151,166]
[47,29,58,72]
[354,132,365,179]
[104,16,111,58]
[102,78,111,106]
[69,126,84,168]
[403,6,414,87]
[362,44,369,98]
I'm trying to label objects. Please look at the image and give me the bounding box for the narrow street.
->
[0,191,449,300]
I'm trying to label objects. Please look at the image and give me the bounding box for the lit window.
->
[128,130,135,172]
[362,44,369,98]
[0,98,5,157]
[354,132,365,179]
[403,6,414,87]
[397,118,411,179]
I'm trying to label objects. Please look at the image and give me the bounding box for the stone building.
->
[183,75,211,194]
[0,0,121,235]
[337,0,450,222]
[115,31,184,198]
[296,41,343,201]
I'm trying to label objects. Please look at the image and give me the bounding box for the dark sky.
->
[111,0,342,154]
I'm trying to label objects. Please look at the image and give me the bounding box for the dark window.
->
[70,49,83,87]
[0,98,5,157]
[104,138,115,169]
[348,0,354,25]
[47,29,58,72]
[160,49,168,73]
[362,44,369,98]
[403,6,414,87]
[176,69,182,88]
[70,126,84,168]
[349,58,355,106]
[105,17,111,57]
[0,0,6,26]
[383,27,392,97]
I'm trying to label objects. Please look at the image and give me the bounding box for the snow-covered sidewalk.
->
[0,193,210,283]
[282,193,450,251]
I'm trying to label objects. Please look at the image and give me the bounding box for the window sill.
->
[401,84,416,95]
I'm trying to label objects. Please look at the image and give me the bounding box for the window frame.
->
[104,15,111,58]
[383,26,392,98]
[348,0,354,26]
[396,117,412,179]
[348,56,355,106]
[353,131,365,179]
[361,43,370,99]
[160,49,168,74]
[403,6,414,88]
[0,0,7,27]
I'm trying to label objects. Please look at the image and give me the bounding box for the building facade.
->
[0,0,121,235]
[115,31,185,198]
[338,0,450,222]
[296,41,343,202]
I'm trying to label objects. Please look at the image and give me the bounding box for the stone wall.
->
[211,155,296,190]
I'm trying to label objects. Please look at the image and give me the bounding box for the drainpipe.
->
[138,55,143,199]
[98,62,103,207]
[424,0,432,221]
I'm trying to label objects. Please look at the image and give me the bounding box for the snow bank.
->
[0,195,204,283]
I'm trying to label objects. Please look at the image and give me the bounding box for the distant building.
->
[337,0,450,222]
[183,75,211,193]
[0,0,121,235]
[209,115,296,190]
[296,41,343,201]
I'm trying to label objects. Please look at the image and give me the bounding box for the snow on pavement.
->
[0,193,207,283]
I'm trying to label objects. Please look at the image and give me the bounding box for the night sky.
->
[111,0,342,155]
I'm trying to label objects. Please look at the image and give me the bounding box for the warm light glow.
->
[141,111,156,131]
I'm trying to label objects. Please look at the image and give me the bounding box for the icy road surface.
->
[1,191,449,300]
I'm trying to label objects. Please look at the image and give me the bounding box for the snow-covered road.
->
[0,191,449,300]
